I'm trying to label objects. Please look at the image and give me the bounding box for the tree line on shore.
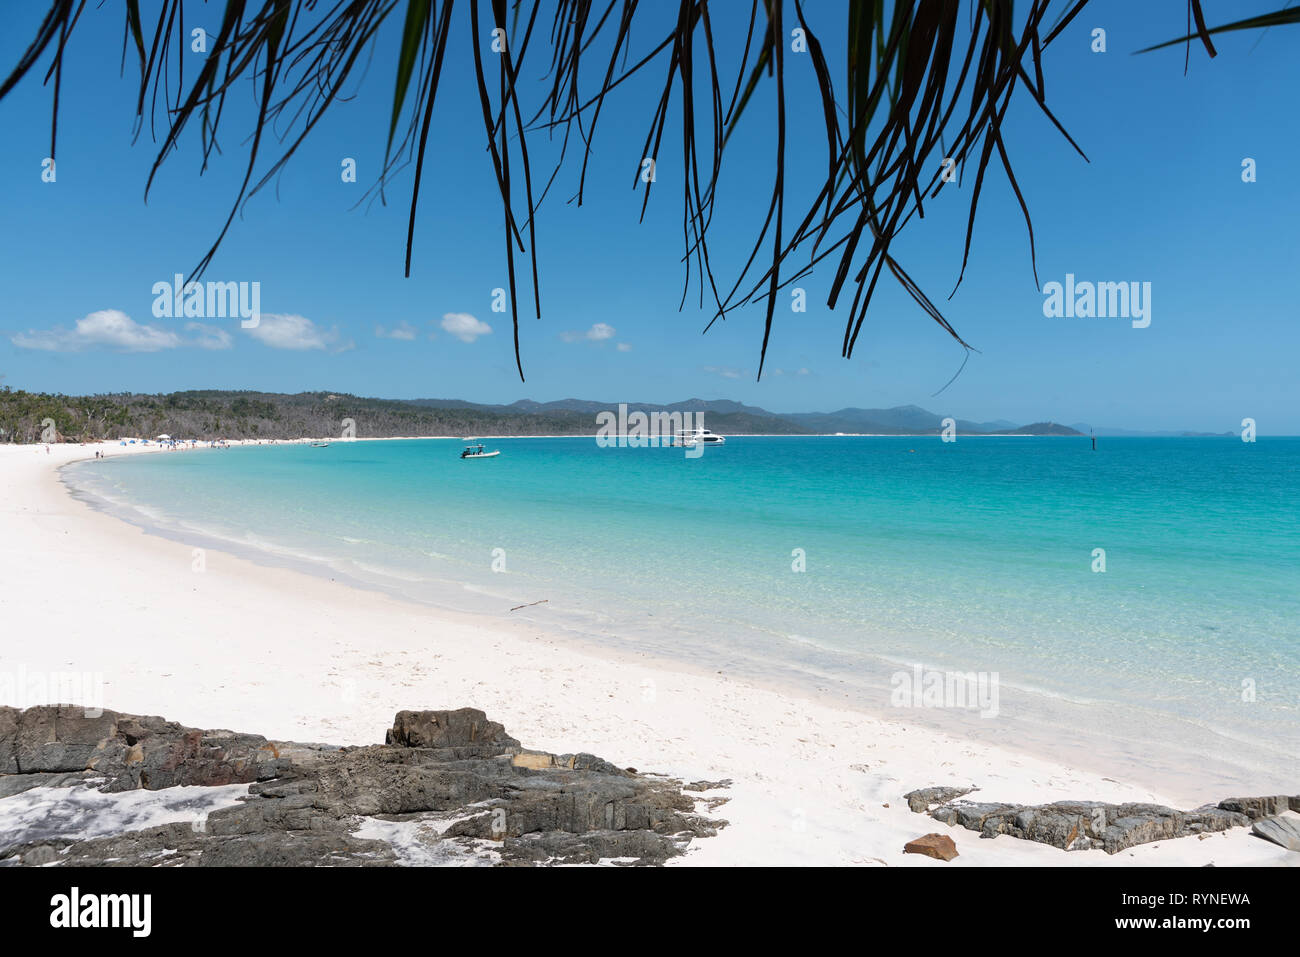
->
[0,388,608,443]
[0,387,1084,442]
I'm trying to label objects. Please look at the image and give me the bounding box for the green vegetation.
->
[0,388,798,441]
[0,388,558,442]
[0,388,1081,441]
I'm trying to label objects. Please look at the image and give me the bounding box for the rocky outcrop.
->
[0,706,726,866]
[905,787,1300,855]
[1218,795,1300,819]
[385,708,519,754]
[1252,817,1300,851]
[0,704,330,794]
[904,786,974,814]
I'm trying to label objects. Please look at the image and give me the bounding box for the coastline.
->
[1,439,1292,866]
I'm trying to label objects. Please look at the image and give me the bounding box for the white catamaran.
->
[675,427,726,447]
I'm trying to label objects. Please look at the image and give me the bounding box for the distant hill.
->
[408,397,805,435]
[784,404,1007,435]
[1000,422,1083,436]
[415,398,1081,437]
[1069,422,1236,438]
[0,387,1089,443]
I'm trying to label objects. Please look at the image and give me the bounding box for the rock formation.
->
[903,786,1300,855]
[1252,817,1300,851]
[904,785,973,814]
[0,705,726,866]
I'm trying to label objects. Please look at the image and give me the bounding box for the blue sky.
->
[1,0,1296,432]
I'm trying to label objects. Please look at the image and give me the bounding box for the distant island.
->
[0,387,1160,443]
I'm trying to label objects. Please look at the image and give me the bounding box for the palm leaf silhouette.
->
[2,1,1280,380]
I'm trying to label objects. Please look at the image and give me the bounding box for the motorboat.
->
[675,428,725,446]
[460,443,499,459]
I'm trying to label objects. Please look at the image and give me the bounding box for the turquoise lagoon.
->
[65,435,1300,798]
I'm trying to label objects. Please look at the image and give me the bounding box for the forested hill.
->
[0,388,1085,442]
[0,390,598,442]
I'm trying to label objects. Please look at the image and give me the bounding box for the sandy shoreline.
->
[0,439,1292,865]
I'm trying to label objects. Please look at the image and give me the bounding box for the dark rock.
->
[17,706,118,774]
[0,770,92,799]
[0,706,725,867]
[952,802,1013,833]
[0,708,18,775]
[904,785,973,814]
[1251,817,1300,852]
[903,787,1290,854]
[0,705,313,791]
[1218,796,1294,820]
[384,709,519,757]
[21,845,59,867]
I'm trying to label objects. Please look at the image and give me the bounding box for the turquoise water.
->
[67,436,1300,796]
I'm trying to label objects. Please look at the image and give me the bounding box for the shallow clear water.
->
[66,436,1300,797]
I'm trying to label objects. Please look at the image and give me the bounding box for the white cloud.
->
[441,312,492,343]
[703,365,745,380]
[245,313,336,350]
[185,322,233,350]
[375,321,418,341]
[561,322,617,343]
[616,342,632,352]
[11,309,352,353]
[12,310,183,353]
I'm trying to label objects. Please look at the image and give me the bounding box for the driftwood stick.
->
[509,599,549,612]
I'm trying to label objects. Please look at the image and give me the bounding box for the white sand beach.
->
[0,440,1292,866]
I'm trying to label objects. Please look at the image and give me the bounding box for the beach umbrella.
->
[156,433,171,440]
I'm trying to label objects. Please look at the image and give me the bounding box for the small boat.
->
[675,428,725,446]
[311,440,331,448]
[460,443,499,459]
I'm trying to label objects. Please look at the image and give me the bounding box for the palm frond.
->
[21,1,1272,382]
[1136,3,1300,54]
